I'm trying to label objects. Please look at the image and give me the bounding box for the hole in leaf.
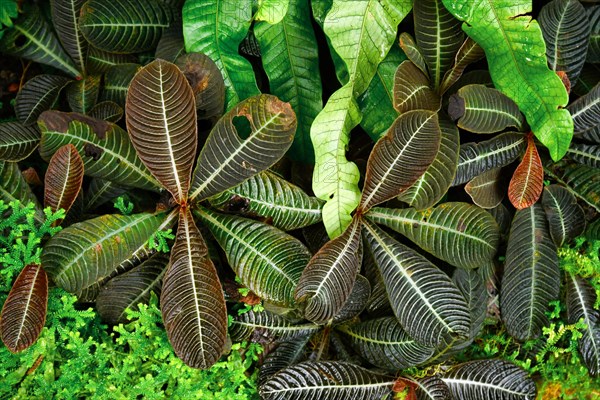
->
[14,34,27,48]
[232,115,252,140]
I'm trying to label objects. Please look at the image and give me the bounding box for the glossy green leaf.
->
[0,161,44,223]
[175,52,225,122]
[194,207,311,308]
[38,111,161,190]
[565,273,600,377]
[443,0,573,160]
[414,0,464,89]
[0,264,48,353]
[66,75,101,114]
[357,46,406,141]
[255,0,322,163]
[0,5,80,77]
[453,132,527,186]
[360,110,441,212]
[398,32,428,78]
[398,116,459,210]
[539,0,591,84]
[464,167,505,209]
[88,101,123,123]
[42,212,167,294]
[439,37,485,95]
[295,218,362,324]
[362,219,471,347]
[189,95,296,201]
[161,207,227,369]
[183,0,259,109]
[126,59,197,204]
[208,170,323,231]
[254,0,289,24]
[501,204,560,341]
[51,0,87,73]
[15,74,71,126]
[0,122,40,161]
[259,361,395,400]
[96,253,169,324]
[367,202,500,270]
[100,64,141,108]
[568,82,600,144]
[229,309,319,343]
[448,84,525,133]
[337,317,435,371]
[442,359,537,400]
[546,163,600,213]
[79,0,170,53]
[542,184,586,247]
[312,0,413,238]
[587,6,600,63]
[86,47,137,74]
[393,60,441,113]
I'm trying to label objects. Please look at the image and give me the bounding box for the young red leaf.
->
[44,143,84,219]
[508,134,544,209]
[0,264,48,352]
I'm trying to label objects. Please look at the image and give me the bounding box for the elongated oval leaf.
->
[565,273,600,376]
[363,245,393,317]
[398,116,459,210]
[541,184,586,247]
[194,207,311,308]
[189,94,296,201]
[96,253,168,324]
[360,110,441,212]
[362,219,471,347]
[259,361,395,400]
[332,274,371,324]
[393,60,440,114]
[79,0,170,53]
[0,122,40,161]
[255,0,323,163]
[51,0,87,73]
[208,170,323,231]
[539,0,591,84]
[337,317,435,371]
[38,111,160,190]
[439,37,485,95]
[0,264,48,353]
[546,163,600,213]
[453,268,487,340]
[44,144,84,219]
[414,0,464,89]
[501,204,560,341]
[229,309,319,344]
[66,75,101,114]
[295,218,362,324]
[443,0,573,161]
[0,162,44,223]
[183,0,259,109]
[0,5,80,77]
[126,59,197,204]
[508,134,544,210]
[160,207,227,369]
[448,84,525,133]
[258,338,309,386]
[15,75,71,126]
[101,63,141,107]
[42,212,167,293]
[568,82,599,144]
[567,143,600,168]
[367,203,500,270]
[465,167,505,209]
[453,132,527,186]
[442,359,537,400]
[398,32,429,78]
[88,101,123,123]
[175,53,225,122]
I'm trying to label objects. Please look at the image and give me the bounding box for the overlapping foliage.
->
[1,0,599,399]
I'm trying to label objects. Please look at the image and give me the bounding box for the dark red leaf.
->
[508,133,544,209]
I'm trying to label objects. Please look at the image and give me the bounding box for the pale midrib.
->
[572,276,600,360]
[54,153,72,210]
[465,106,522,125]
[262,380,395,394]
[527,207,537,336]
[228,190,321,215]
[14,266,40,347]
[340,328,414,345]
[442,378,528,396]
[570,97,599,119]
[459,139,525,168]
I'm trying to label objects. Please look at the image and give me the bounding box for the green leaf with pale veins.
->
[0,161,44,223]
[255,0,322,163]
[442,0,574,160]
[254,0,290,24]
[183,0,259,110]
[312,0,413,238]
